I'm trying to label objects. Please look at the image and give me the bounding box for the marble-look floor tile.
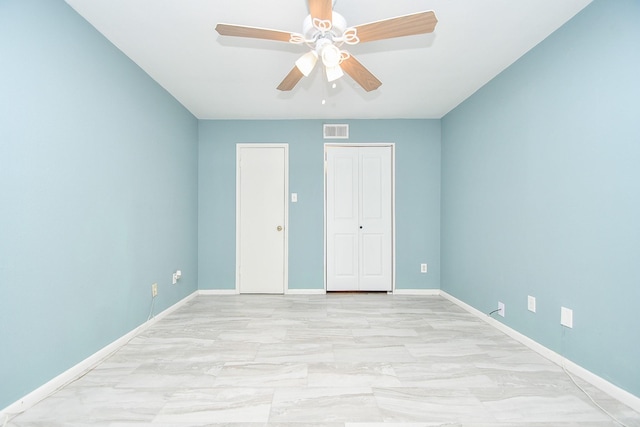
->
[153,388,274,423]
[112,360,223,389]
[306,315,371,329]
[270,387,383,423]
[333,344,417,363]
[307,363,402,387]
[351,327,419,339]
[70,361,142,387]
[213,362,308,387]
[404,341,486,360]
[245,317,308,329]
[285,327,355,344]
[373,387,497,423]
[10,386,170,425]
[217,328,288,344]
[392,362,496,389]
[6,294,640,426]
[254,342,335,363]
[480,394,611,423]
[345,424,454,427]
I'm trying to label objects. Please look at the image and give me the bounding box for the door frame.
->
[236,143,289,293]
[324,143,396,293]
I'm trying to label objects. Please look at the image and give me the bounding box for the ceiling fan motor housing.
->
[302,11,347,43]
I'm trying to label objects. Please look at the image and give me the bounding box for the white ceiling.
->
[65,0,591,120]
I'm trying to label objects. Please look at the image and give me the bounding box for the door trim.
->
[236,143,289,294]
[324,143,396,293]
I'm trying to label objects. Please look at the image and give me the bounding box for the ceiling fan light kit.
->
[215,0,438,92]
[320,43,340,67]
[325,64,344,83]
[295,50,318,76]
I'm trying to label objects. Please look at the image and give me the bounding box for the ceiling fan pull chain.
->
[313,18,333,33]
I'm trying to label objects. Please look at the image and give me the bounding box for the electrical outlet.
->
[151,283,158,297]
[420,263,428,273]
[561,307,573,328]
[528,295,536,313]
[172,269,182,285]
[498,301,505,317]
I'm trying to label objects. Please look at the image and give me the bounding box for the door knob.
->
[277,225,283,231]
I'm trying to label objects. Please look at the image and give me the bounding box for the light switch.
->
[291,193,298,203]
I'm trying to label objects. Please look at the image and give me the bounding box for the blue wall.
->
[0,0,199,409]
[4,0,638,413]
[441,0,640,397]
[198,120,441,291]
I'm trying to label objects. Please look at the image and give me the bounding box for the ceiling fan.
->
[215,0,438,92]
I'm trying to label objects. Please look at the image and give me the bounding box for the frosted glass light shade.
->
[325,65,344,82]
[320,44,341,68]
[295,51,318,76]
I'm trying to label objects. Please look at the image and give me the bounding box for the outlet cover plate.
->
[498,301,505,317]
[561,307,573,328]
[528,295,536,313]
[151,283,158,297]
[420,263,427,273]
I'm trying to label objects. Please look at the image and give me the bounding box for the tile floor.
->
[6,294,640,426]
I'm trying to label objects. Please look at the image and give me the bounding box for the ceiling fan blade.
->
[353,11,438,43]
[215,23,293,43]
[277,66,305,91]
[308,0,333,22]
[340,55,382,92]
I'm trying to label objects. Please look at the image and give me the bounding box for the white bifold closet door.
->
[326,145,393,291]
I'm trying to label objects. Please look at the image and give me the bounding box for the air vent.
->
[323,124,349,139]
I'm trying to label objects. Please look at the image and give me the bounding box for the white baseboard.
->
[198,289,239,295]
[439,290,640,413]
[0,290,198,420]
[393,288,440,295]
[285,288,326,295]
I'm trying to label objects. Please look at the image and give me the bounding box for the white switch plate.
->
[561,307,573,328]
[420,263,427,273]
[528,295,536,313]
[291,193,298,203]
[498,301,505,317]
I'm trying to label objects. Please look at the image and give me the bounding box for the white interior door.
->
[237,144,287,294]
[326,145,393,291]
